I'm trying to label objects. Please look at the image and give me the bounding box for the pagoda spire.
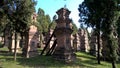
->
[64,0,67,8]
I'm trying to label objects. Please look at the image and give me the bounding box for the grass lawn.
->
[0,47,120,68]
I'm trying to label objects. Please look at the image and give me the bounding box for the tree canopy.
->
[37,8,51,34]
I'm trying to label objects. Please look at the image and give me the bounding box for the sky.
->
[35,0,84,28]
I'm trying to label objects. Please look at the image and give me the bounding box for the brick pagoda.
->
[53,8,76,63]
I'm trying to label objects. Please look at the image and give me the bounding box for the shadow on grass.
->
[17,56,96,68]
[74,52,113,68]
[1,51,119,68]
[17,55,67,68]
[16,51,98,68]
[0,53,96,68]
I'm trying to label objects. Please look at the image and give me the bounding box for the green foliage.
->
[78,0,104,64]
[0,1,9,33]
[35,22,43,32]
[102,4,119,63]
[48,15,57,30]
[49,21,56,30]
[72,22,78,35]
[0,42,3,48]
[14,0,36,31]
[79,0,120,67]
[0,0,36,61]
[37,8,45,16]
[37,8,51,33]
[0,0,36,34]
[116,17,120,37]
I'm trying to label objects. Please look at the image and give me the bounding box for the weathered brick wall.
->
[78,29,89,52]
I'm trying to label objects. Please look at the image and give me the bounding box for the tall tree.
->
[49,21,56,30]
[37,8,51,48]
[101,1,120,68]
[78,0,103,64]
[49,15,57,30]
[5,0,36,61]
[37,8,51,34]
[78,0,120,67]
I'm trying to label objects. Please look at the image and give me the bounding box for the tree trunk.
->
[109,43,116,68]
[97,31,101,64]
[3,29,5,47]
[109,38,116,68]
[14,31,17,61]
[26,30,29,58]
[96,21,101,64]
[112,59,116,68]
[20,33,24,48]
[40,33,43,48]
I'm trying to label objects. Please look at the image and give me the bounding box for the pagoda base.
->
[53,47,76,63]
